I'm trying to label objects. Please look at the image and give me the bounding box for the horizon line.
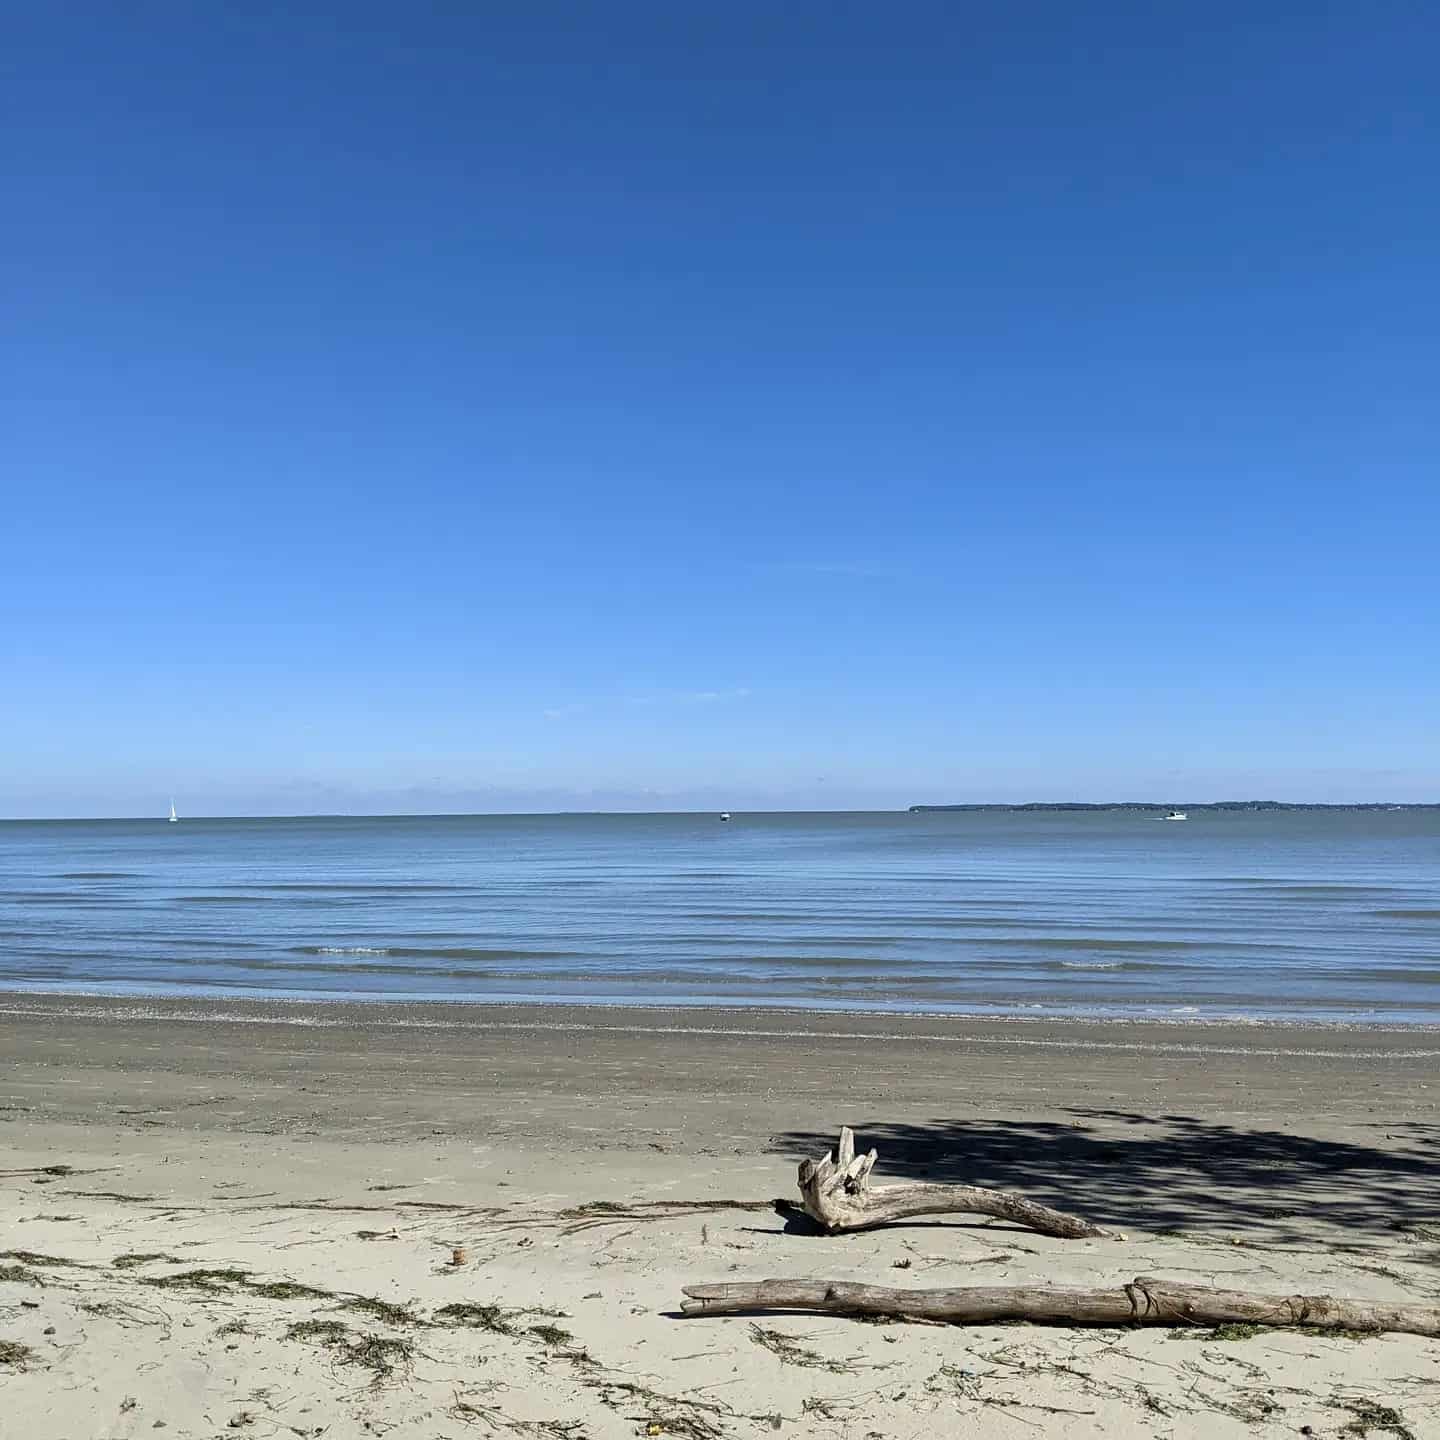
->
[5,799,1440,823]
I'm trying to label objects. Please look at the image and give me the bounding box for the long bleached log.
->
[681,1276,1440,1336]
[798,1126,1110,1238]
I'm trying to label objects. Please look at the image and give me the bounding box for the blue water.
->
[1,811,1438,1024]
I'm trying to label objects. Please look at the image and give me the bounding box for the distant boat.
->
[719,812,731,822]
[1163,810,1187,822]
[168,799,179,823]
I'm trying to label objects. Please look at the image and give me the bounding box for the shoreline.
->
[4,987,1440,1040]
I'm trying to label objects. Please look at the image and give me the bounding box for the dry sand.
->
[1,995,1438,1438]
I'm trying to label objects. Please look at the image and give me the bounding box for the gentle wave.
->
[176,895,280,905]
[225,882,482,895]
[292,944,585,961]
[1266,884,1404,897]
[978,936,1211,951]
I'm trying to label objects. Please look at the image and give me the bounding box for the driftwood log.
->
[798,1126,1110,1239]
[681,1276,1440,1337]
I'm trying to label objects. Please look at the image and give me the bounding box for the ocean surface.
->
[1,811,1438,1025]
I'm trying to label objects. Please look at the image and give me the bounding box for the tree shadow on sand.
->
[769,1113,1440,1246]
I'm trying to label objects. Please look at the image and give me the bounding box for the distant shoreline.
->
[908,801,1440,812]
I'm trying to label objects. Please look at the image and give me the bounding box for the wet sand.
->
[2,992,1437,1150]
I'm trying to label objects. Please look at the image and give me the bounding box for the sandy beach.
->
[2,996,1438,1437]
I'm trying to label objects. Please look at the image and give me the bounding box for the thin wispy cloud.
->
[624,687,751,707]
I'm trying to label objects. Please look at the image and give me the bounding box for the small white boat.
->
[168,799,179,823]
[719,812,731,822]
[1163,810,1187,822]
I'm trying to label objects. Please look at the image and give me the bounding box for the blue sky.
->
[5,1,1438,815]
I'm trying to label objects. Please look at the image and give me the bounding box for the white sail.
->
[169,798,178,823]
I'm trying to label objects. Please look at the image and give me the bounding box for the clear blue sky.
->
[5,2,1437,816]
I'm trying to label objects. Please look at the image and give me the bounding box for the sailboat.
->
[168,799,179,824]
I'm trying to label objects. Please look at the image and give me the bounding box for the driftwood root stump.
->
[798,1126,1111,1239]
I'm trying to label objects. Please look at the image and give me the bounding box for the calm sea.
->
[1,811,1438,1025]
